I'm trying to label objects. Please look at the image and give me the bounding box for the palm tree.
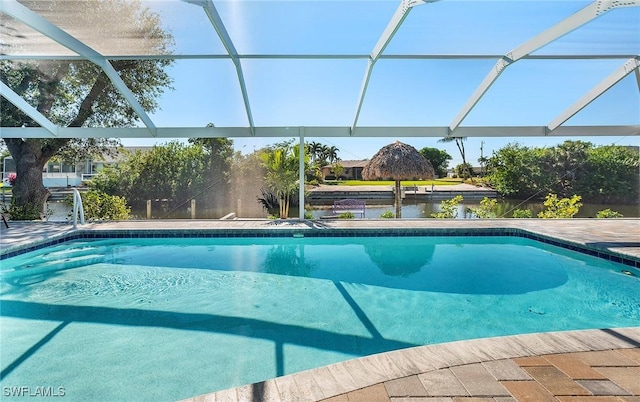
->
[439,136,473,181]
[325,145,339,164]
[306,141,324,163]
[260,142,306,218]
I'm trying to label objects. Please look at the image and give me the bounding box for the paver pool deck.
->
[1,218,639,402]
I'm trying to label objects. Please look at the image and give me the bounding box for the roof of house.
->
[323,160,369,169]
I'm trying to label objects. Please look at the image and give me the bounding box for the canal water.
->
[309,199,640,219]
[120,199,638,220]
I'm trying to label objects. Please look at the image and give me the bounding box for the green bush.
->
[596,208,623,218]
[512,209,533,218]
[537,193,582,219]
[4,202,42,220]
[431,195,463,219]
[338,212,355,219]
[66,190,130,221]
[379,210,395,219]
[467,197,497,219]
[304,212,314,219]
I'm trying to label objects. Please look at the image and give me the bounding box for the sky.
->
[121,0,639,167]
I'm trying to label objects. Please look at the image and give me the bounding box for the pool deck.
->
[1,218,639,401]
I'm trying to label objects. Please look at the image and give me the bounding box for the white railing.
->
[71,188,85,229]
[81,173,97,181]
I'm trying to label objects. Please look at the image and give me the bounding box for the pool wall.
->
[2,227,638,268]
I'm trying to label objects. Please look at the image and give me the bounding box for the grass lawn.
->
[323,178,464,186]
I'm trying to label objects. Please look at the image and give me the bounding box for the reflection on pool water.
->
[1,236,639,401]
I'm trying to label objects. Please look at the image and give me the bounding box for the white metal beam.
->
[2,53,638,62]
[449,0,640,132]
[2,125,637,139]
[351,0,439,133]
[0,81,58,136]
[299,128,305,220]
[1,0,157,135]
[193,0,256,136]
[548,58,640,132]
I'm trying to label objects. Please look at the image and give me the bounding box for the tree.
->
[305,141,340,183]
[478,140,489,177]
[487,141,638,203]
[0,0,173,219]
[90,141,215,215]
[189,132,234,207]
[418,147,451,178]
[579,145,639,203]
[455,162,474,179]
[260,141,307,219]
[544,140,592,196]
[439,137,473,182]
[331,162,345,180]
[486,143,546,198]
[322,145,339,165]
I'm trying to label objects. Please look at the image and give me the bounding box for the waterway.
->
[122,199,638,219]
[309,199,640,219]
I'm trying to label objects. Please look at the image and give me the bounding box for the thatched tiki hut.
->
[363,141,435,218]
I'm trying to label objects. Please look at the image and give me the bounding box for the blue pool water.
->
[1,236,639,401]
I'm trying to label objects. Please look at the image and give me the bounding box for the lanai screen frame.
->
[1,0,639,219]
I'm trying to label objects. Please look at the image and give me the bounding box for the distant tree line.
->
[89,138,235,217]
[486,140,639,204]
[87,138,338,219]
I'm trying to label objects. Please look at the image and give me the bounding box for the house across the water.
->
[321,160,368,180]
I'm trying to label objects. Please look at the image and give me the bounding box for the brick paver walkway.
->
[330,348,640,402]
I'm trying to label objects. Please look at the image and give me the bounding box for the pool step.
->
[39,246,101,261]
[1,254,105,279]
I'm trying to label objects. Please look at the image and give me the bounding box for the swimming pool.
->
[1,232,639,401]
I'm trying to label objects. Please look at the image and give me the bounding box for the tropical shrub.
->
[261,141,307,219]
[3,203,42,220]
[380,210,395,219]
[431,195,463,219]
[467,197,498,219]
[537,193,582,219]
[596,208,623,218]
[338,212,355,219]
[65,189,130,221]
[512,209,533,218]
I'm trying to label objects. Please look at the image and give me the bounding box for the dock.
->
[307,183,498,204]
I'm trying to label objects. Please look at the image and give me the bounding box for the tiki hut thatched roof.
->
[362,141,435,181]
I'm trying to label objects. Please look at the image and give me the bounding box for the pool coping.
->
[180,327,640,402]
